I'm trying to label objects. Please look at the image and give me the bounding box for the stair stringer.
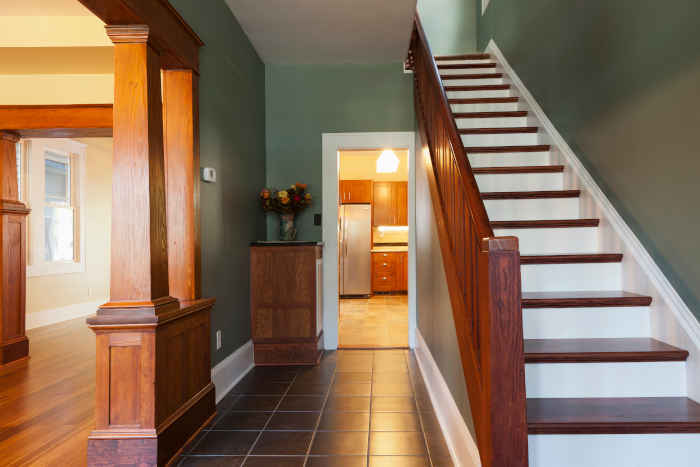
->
[485,39,700,403]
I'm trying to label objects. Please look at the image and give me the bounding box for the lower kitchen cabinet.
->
[371,251,408,293]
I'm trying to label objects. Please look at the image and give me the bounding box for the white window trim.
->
[25,138,87,277]
[482,0,492,15]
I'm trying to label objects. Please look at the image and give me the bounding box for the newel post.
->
[0,131,30,371]
[483,236,529,466]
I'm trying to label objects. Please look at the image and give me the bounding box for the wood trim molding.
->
[77,0,203,71]
[105,24,150,44]
[0,105,113,138]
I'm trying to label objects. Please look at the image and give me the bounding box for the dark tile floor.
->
[177,350,454,466]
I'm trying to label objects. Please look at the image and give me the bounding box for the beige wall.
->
[26,137,112,323]
[339,149,409,181]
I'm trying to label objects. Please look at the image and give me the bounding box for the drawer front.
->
[372,271,396,292]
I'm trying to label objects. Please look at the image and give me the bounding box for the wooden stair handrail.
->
[409,13,528,467]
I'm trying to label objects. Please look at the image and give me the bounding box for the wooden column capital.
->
[0,131,20,143]
[105,24,151,44]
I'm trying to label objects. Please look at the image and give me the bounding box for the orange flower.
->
[260,189,270,199]
[296,183,307,190]
[280,197,290,205]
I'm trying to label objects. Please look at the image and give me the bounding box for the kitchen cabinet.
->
[372,251,408,293]
[372,181,408,226]
[340,179,372,204]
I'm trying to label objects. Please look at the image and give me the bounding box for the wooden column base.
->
[87,298,216,466]
[87,383,215,466]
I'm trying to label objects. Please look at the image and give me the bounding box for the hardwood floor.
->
[0,318,95,466]
[338,295,408,349]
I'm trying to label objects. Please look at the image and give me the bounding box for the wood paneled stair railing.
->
[412,9,700,466]
[408,14,529,467]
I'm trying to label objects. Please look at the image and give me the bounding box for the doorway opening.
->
[337,148,409,348]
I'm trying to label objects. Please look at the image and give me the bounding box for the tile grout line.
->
[406,351,435,467]
[302,354,338,466]
[241,371,299,465]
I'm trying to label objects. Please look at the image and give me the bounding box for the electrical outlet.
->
[216,330,222,350]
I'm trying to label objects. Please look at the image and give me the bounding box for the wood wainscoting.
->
[87,299,215,465]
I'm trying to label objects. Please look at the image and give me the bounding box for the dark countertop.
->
[250,241,323,247]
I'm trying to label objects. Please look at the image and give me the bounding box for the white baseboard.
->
[486,39,700,401]
[211,339,254,403]
[26,300,102,329]
[415,330,481,467]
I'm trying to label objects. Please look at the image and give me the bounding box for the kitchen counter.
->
[371,245,408,253]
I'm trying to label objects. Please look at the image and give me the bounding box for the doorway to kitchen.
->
[321,132,416,350]
[338,149,408,348]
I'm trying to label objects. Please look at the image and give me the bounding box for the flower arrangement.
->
[259,183,312,214]
[259,183,312,240]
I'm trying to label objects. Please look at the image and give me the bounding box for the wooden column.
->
[0,131,30,371]
[162,69,200,301]
[87,25,214,467]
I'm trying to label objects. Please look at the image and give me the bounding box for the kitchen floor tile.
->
[250,430,313,455]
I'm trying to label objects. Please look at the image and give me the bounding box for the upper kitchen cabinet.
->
[340,180,372,204]
[372,181,408,226]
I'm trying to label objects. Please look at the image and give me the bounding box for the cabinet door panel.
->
[394,182,408,226]
[372,182,394,225]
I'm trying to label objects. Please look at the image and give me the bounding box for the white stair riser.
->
[436,59,493,65]
[456,117,529,128]
[440,66,498,75]
[442,77,504,86]
[475,172,563,192]
[451,102,520,112]
[494,227,599,254]
[529,434,700,467]
[521,262,622,292]
[523,307,651,339]
[484,197,580,220]
[447,89,511,99]
[526,362,686,398]
[460,132,540,146]
[468,151,551,168]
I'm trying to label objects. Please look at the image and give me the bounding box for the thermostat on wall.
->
[201,167,216,183]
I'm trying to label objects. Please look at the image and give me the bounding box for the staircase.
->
[435,52,700,466]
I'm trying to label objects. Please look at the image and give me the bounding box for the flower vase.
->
[279,213,297,241]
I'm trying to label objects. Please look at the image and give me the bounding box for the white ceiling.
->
[0,0,93,16]
[224,0,417,64]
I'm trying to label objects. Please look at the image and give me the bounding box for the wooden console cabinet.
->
[250,242,323,365]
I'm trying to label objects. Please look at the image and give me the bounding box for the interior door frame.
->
[321,132,416,349]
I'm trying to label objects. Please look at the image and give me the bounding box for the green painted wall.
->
[171,0,266,365]
[418,0,478,55]
[264,64,415,241]
[479,1,700,319]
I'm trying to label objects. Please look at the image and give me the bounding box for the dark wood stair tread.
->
[460,127,537,134]
[521,253,622,264]
[454,111,528,118]
[522,290,652,308]
[445,84,510,91]
[524,338,688,363]
[449,97,518,104]
[435,53,490,60]
[481,190,580,200]
[438,63,496,69]
[491,218,598,228]
[441,73,503,80]
[465,144,550,153]
[528,397,700,434]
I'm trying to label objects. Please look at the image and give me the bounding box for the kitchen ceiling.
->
[223,0,417,64]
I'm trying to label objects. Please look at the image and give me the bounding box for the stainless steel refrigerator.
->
[339,204,371,297]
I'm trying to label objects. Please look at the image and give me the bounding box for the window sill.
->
[27,262,86,277]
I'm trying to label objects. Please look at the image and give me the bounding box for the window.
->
[26,139,85,276]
